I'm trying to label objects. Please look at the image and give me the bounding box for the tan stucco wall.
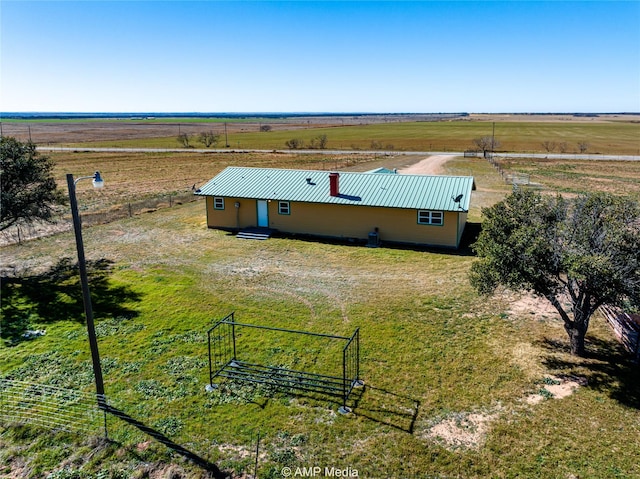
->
[205,197,464,247]
[457,212,468,245]
[205,196,259,230]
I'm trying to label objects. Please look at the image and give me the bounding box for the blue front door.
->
[257,200,268,227]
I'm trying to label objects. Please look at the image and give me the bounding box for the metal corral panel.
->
[196,167,475,212]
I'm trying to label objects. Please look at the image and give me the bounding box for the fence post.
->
[341,347,348,412]
[355,328,360,383]
[103,400,109,440]
[231,313,237,360]
[207,328,213,385]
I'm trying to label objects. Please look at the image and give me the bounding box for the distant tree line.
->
[541,141,590,154]
[470,136,592,155]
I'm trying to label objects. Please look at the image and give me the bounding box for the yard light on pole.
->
[66,171,106,411]
[92,171,104,189]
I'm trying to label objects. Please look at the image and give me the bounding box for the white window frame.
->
[278,201,290,215]
[417,210,443,226]
[213,197,225,210]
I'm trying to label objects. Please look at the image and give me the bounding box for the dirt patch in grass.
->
[506,292,561,320]
[422,410,501,450]
[423,372,587,451]
[1,457,30,479]
[217,442,268,462]
[525,375,588,405]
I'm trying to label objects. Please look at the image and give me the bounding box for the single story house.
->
[195,166,475,248]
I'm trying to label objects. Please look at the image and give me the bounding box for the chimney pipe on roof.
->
[329,172,340,197]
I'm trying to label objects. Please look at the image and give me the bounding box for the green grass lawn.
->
[1,157,639,478]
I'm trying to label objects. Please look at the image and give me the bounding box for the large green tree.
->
[470,189,640,356]
[0,137,66,232]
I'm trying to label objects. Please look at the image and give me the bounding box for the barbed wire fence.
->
[0,378,107,437]
[485,155,541,190]
[1,191,202,246]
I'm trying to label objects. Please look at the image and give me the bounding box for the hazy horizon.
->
[2,112,638,117]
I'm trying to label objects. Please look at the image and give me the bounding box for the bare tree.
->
[557,142,568,153]
[541,141,557,153]
[578,141,590,154]
[285,138,304,149]
[472,136,501,156]
[259,125,272,132]
[308,134,328,149]
[177,133,191,148]
[198,131,220,148]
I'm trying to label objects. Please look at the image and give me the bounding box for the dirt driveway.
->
[398,154,456,175]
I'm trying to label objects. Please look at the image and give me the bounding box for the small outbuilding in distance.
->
[195,166,475,248]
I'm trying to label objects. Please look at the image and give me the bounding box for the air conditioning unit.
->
[367,231,380,248]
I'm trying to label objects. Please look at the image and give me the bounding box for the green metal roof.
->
[196,167,475,212]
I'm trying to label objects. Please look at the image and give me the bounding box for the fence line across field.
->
[0,379,224,473]
[0,192,202,246]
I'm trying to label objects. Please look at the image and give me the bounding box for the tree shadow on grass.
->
[1,257,141,346]
[538,336,640,409]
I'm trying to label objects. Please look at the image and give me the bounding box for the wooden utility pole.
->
[491,122,495,155]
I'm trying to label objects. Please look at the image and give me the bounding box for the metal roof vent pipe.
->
[329,172,340,196]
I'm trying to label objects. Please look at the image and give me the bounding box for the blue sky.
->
[1,1,639,113]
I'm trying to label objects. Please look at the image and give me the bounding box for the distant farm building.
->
[196,167,475,248]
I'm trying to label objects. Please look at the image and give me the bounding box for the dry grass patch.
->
[48,151,378,206]
[496,157,640,199]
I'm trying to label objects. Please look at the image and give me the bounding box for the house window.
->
[213,197,225,210]
[278,201,290,215]
[418,210,443,225]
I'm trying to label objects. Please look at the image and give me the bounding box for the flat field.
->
[1,147,639,478]
[496,157,640,198]
[39,148,640,222]
[3,114,640,154]
[45,150,376,209]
